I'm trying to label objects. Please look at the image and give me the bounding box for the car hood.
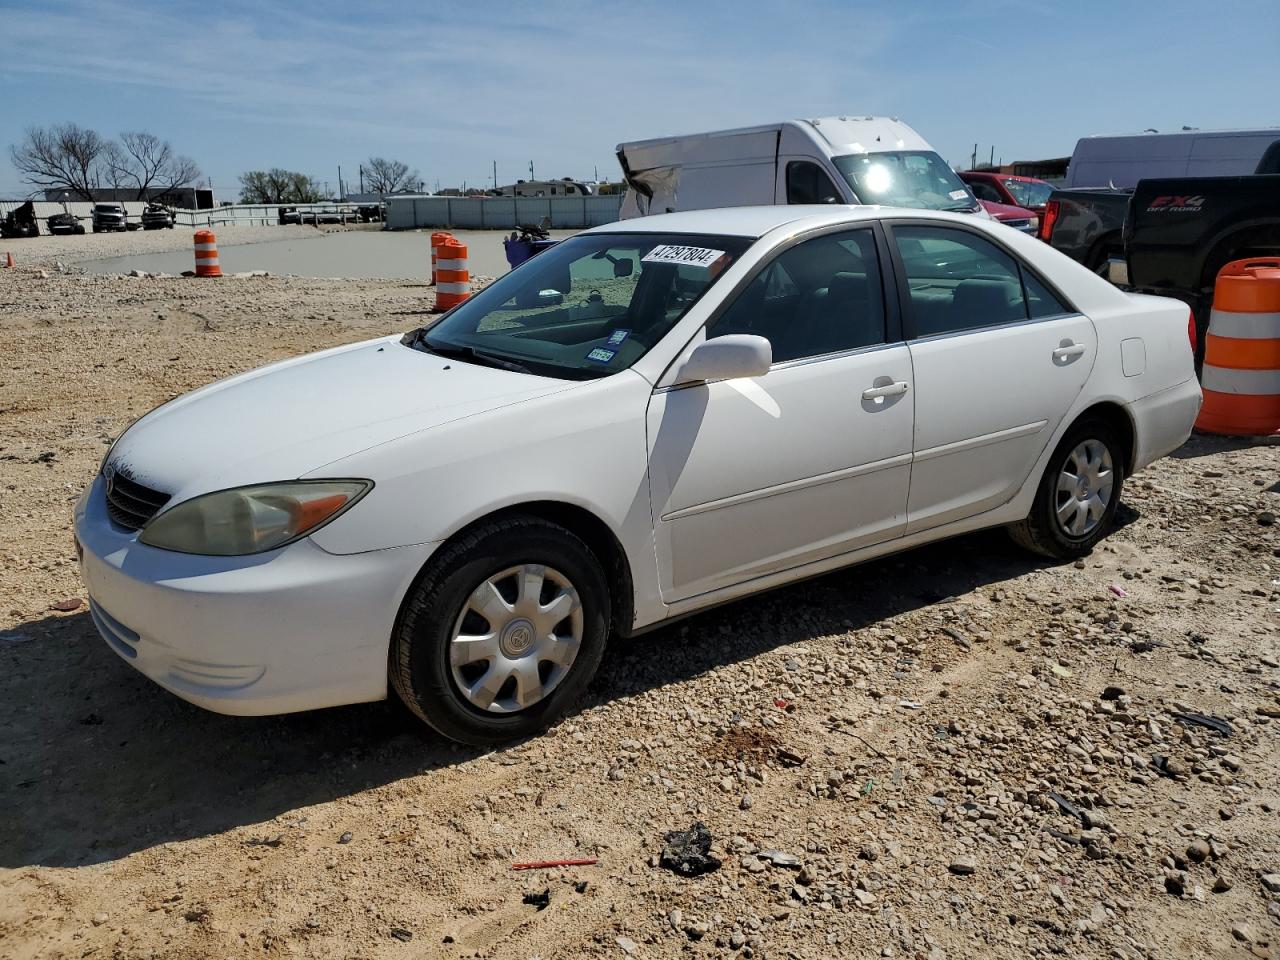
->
[108,335,572,503]
[979,199,1035,221]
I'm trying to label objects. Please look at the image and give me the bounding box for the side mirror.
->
[675,334,772,385]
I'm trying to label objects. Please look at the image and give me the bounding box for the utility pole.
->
[988,146,994,168]
[359,164,364,194]
[338,164,343,200]
[529,161,535,182]
[971,143,978,170]
[493,160,497,191]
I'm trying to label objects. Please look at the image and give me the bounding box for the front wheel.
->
[391,515,610,746]
[1008,417,1126,559]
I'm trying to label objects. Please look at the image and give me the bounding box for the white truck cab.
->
[617,116,982,219]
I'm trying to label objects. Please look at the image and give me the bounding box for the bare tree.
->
[9,123,108,200]
[239,168,324,204]
[363,157,419,194]
[111,131,201,201]
[10,124,201,202]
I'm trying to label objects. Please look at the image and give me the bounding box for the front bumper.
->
[1130,377,1203,472]
[74,476,437,716]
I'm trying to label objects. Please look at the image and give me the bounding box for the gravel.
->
[1,256,1279,959]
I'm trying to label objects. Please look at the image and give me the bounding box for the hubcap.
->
[1054,439,1114,538]
[449,563,583,714]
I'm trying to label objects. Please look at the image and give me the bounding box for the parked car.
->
[960,171,1054,213]
[1065,127,1280,190]
[1038,188,1131,272]
[92,203,129,233]
[978,199,1039,234]
[141,204,175,230]
[1,201,40,238]
[77,205,1200,744]
[47,211,85,235]
[278,207,303,225]
[617,116,984,218]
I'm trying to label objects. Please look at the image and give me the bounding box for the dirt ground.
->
[1,231,1278,960]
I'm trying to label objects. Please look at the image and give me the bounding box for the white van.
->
[616,116,982,219]
[1065,127,1280,189]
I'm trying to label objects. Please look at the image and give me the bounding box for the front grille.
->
[104,467,170,531]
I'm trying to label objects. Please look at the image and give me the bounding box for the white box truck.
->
[616,116,982,219]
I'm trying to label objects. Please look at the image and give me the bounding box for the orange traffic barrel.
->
[193,230,222,277]
[430,231,452,286]
[434,237,470,311]
[1196,258,1280,436]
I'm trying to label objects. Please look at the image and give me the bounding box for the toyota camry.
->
[75,206,1201,744]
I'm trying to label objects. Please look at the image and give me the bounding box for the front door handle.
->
[1053,342,1087,363]
[862,380,910,400]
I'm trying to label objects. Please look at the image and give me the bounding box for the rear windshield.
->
[412,232,752,380]
[1002,179,1053,208]
[833,151,977,212]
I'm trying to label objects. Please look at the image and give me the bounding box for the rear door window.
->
[893,226,1037,337]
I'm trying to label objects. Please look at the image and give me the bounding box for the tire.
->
[1008,417,1126,560]
[391,515,611,746]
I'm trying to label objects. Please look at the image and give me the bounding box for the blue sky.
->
[2,0,1277,200]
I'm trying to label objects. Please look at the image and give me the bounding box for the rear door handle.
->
[862,381,910,400]
[1053,342,1087,362]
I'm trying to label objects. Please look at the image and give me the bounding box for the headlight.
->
[139,480,372,556]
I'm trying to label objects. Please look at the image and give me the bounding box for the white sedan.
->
[75,206,1201,744]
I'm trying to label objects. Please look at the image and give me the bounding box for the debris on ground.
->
[511,857,598,870]
[522,888,551,911]
[659,822,722,877]
[1171,712,1235,737]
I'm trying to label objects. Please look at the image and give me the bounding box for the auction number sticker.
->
[642,245,726,268]
[585,347,616,363]
[949,190,969,201]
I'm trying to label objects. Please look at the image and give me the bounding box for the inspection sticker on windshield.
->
[606,329,630,347]
[642,245,726,268]
[585,347,616,364]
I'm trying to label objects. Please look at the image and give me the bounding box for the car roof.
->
[588,205,892,239]
[587,204,997,240]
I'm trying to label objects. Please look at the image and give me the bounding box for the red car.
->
[977,199,1039,235]
[960,171,1054,214]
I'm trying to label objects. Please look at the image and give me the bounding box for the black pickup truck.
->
[1124,169,1280,360]
[1038,188,1131,272]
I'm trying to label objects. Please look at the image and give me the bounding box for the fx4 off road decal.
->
[1146,195,1206,213]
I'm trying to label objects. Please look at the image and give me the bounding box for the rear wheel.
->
[1008,417,1126,559]
[390,515,610,746]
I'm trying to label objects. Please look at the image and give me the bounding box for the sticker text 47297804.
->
[641,245,726,269]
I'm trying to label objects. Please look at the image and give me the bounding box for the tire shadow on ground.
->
[0,524,1084,869]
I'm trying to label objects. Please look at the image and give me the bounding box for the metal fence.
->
[386,194,624,230]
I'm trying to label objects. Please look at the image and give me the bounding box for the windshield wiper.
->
[943,203,977,212]
[418,338,535,375]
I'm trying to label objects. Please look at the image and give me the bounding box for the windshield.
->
[413,232,751,380]
[1002,178,1054,208]
[94,205,122,213]
[833,151,977,212]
